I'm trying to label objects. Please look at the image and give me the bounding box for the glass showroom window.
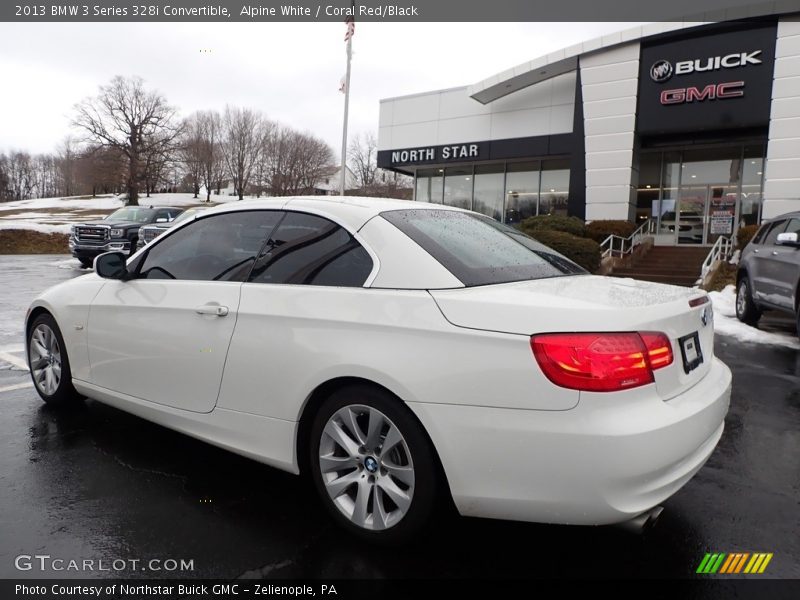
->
[443,167,473,210]
[473,164,504,221]
[740,145,765,227]
[636,153,661,225]
[430,169,444,204]
[657,152,682,236]
[539,161,570,216]
[505,162,539,225]
[415,170,430,202]
[416,168,444,203]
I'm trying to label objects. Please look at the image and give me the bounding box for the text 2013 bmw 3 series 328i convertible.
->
[25,197,731,542]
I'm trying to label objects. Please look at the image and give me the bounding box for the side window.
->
[763,220,789,246]
[154,209,172,222]
[784,218,800,236]
[138,211,281,281]
[750,223,772,245]
[248,212,373,287]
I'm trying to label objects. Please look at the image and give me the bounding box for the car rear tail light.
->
[530,332,673,393]
[639,332,674,370]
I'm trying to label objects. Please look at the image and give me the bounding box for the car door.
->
[751,219,789,307]
[770,217,800,309]
[215,210,376,419]
[87,210,282,412]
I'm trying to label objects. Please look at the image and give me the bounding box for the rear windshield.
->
[380,209,585,287]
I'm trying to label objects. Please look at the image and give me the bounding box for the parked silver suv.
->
[736,212,800,336]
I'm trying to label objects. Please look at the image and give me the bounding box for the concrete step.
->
[614,267,700,276]
[610,272,699,287]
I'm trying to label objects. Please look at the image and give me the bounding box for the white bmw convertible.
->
[26,197,731,542]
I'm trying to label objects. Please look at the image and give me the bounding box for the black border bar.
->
[2,0,800,22]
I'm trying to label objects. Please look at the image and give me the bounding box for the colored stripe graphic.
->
[734,553,750,573]
[720,554,736,573]
[697,553,727,574]
[700,552,773,574]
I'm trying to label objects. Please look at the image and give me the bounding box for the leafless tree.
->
[348,131,378,189]
[195,111,224,202]
[179,113,205,198]
[221,106,267,200]
[76,145,127,197]
[0,157,9,201]
[56,137,78,197]
[140,131,176,197]
[264,126,333,196]
[2,151,36,201]
[72,75,181,205]
[32,154,60,199]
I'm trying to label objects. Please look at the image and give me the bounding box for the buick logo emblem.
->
[650,59,673,83]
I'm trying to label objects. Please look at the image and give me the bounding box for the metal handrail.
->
[599,219,654,259]
[700,235,733,282]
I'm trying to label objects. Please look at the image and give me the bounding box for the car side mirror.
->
[95,252,128,279]
[776,232,800,247]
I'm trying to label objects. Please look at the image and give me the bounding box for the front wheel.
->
[735,276,761,325]
[78,257,93,269]
[27,314,80,407]
[309,385,440,543]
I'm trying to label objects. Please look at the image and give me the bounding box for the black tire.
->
[128,239,138,257]
[309,384,440,544]
[796,309,800,340]
[78,258,93,269]
[735,276,761,325]
[27,313,80,407]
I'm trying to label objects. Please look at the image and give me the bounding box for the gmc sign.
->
[660,81,745,105]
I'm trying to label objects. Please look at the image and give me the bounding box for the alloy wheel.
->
[318,404,415,531]
[736,281,748,317]
[29,324,62,396]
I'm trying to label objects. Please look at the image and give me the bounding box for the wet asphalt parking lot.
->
[0,255,798,581]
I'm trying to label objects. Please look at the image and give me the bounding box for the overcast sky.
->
[0,22,642,157]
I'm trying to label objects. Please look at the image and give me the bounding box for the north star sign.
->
[390,144,481,165]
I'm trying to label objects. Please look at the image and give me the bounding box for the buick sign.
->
[650,51,762,84]
[650,60,673,83]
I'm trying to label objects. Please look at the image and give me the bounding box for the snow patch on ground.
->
[709,285,799,349]
[0,195,123,211]
[0,222,72,234]
[45,258,87,270]
[0,193,244,233]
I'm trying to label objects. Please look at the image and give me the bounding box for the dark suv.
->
[736,211,800,336]
[69,205,183,268]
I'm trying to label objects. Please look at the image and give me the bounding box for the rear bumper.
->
[409,356,732,525]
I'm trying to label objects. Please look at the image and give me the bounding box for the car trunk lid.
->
[430,275,715,401]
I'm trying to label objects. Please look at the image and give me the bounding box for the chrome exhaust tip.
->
[617,505,664,534]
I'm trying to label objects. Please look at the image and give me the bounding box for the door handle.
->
[754,249,759,253]
[195,304,229,317]
[772,251,779,256]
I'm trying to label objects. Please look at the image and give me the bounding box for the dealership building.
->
[377,13,800,246]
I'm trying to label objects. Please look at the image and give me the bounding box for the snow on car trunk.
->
[430,275,715,402]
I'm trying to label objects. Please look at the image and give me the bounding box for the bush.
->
[519,215,586,237]
[704,262,737,292]
[585,220,637,243]
[527,229,601,273]
[0,230,70,254]
[736,224,760,249]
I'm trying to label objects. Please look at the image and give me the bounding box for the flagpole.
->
[339,30,353,196]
